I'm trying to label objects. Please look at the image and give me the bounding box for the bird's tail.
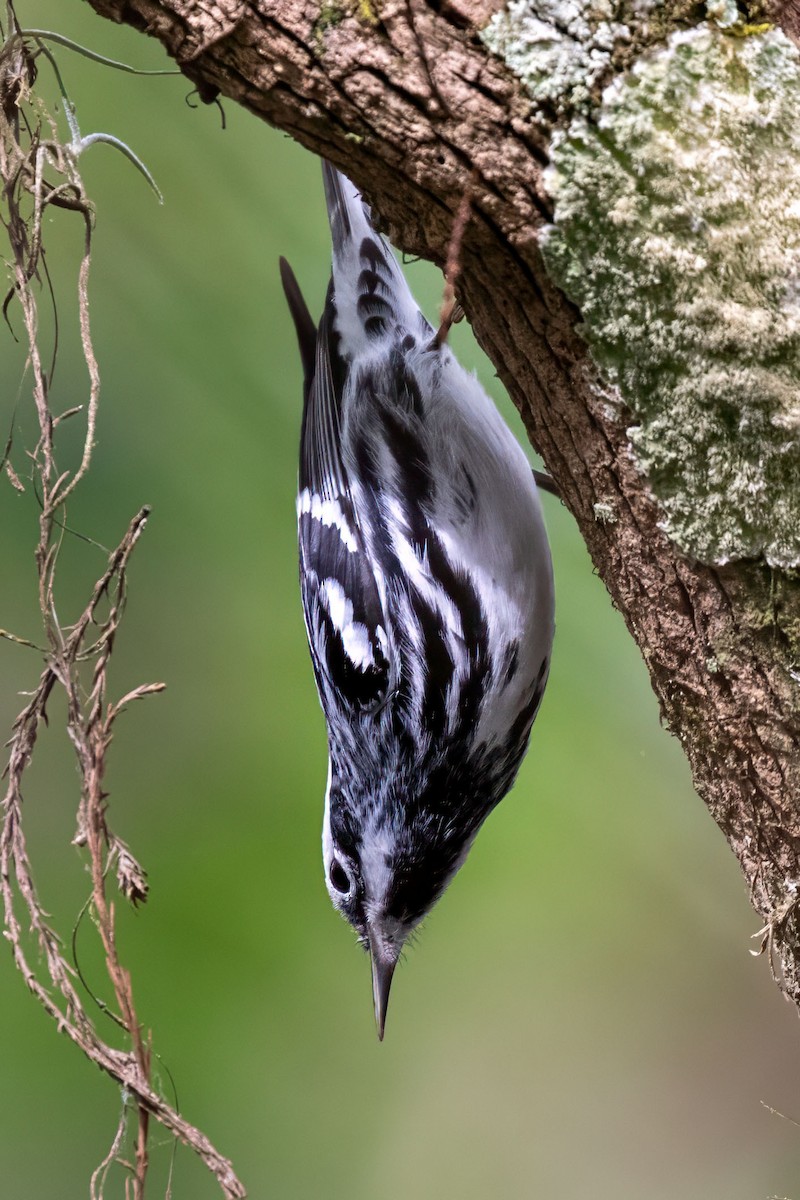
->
[322,161,428,356]
[322,161,365,256]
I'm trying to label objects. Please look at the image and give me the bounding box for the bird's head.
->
[323,771,479,1038]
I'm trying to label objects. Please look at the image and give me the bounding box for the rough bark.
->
[80,0,800,1005]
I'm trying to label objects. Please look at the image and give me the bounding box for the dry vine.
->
[0,7,245,1197]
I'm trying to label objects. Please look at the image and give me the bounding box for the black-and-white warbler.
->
[280,163,554,1038]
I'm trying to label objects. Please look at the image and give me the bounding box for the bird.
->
[280,162,554,1039]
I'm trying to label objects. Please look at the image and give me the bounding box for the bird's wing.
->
[279,257,316,404]
[297,292,392,714]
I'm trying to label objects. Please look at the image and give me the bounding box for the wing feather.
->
[297,289,392,713]
[279,257,316,403]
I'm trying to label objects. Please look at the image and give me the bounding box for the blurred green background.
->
[1,4,799,1197]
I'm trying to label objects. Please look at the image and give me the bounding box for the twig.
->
[434,168,478,348]
[0,18,246,1199]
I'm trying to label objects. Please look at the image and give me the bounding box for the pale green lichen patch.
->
[480,0,634,111]
[542,26,800,567]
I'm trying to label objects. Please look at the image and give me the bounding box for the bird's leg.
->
[532,468,561,498]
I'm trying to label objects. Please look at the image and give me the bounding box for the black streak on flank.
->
[388,346,424,417]
[353,428,382,502]
[426,535,490,718]
[413,594,454,741]
[505,656,549,755]
[502,641,519,685]
[461,466,477,511]
[351,426,406,587]
[381,407,432,519]
[451,463,478,524]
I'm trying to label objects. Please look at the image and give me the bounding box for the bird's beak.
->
[369,936,397,1041]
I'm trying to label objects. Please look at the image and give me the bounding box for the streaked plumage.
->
[280,163,554,1037]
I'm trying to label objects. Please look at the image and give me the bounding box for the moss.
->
[314,1,346,49]
[728,20,774,33]
[315,0,378,50]
[542,26,800,567]
[357,0,380,24]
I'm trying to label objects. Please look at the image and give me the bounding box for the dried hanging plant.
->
[0,7,246,1196]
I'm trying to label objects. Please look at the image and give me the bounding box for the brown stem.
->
[1,30,247,1198]
[435,168,476,346]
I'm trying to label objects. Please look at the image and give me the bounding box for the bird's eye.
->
[329,858,350,894]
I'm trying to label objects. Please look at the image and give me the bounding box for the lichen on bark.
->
[480,0,635,110]
[539,24,800,568]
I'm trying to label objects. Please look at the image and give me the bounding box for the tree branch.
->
[81,0,800,1007]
